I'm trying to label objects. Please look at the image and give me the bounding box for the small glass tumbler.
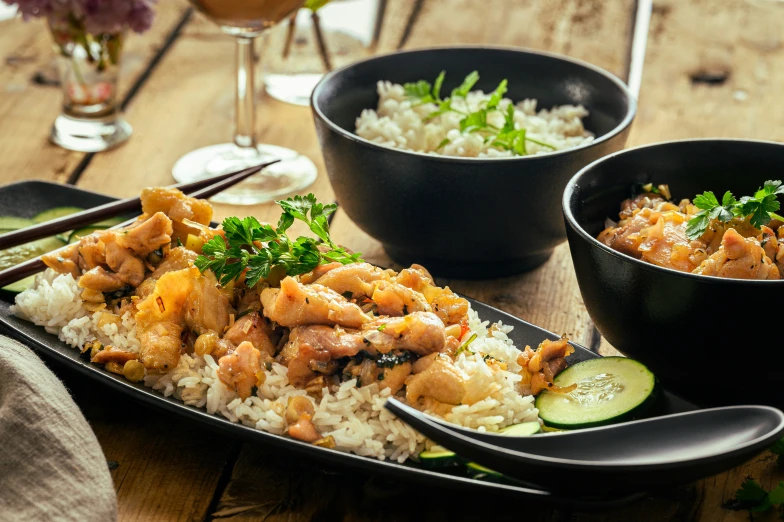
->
[263,0,386,106]
[47,19,132,152]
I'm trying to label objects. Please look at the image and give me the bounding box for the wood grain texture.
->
[0,1,190,185]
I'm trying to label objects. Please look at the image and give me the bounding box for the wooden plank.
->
[38,356,238,522]
[0,1,189,185]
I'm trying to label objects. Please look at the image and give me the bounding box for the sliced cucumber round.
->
[0,216,34,229]
[0,236,66,271]
[93,216,126,227]
[498,421,540,436]
[68,226,109,244]
[0,236,67,294]
[419,449,462,469]
[32,206,83,224]
[2,275,37,293]
[536,357,657,429]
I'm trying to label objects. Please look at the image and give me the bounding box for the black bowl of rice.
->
[311,46,635,278]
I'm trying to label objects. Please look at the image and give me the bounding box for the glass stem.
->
[234,37,258,152]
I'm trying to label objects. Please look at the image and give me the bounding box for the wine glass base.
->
[50,113,132,152]
[264,73,324,107]
[172,143,317,205]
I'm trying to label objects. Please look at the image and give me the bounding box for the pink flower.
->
[2,0,157,34]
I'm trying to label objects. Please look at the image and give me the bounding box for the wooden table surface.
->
[2,0,784,520]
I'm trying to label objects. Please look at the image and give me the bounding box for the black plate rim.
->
[562,137,784,286]
[311,43,637,163]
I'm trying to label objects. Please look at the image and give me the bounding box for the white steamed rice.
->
[355,80,593,158]
[12,269,540,463]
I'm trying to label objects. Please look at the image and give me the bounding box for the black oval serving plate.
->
[0,181,697,509]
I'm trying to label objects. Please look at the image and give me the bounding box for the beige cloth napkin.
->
[0,336,117,522]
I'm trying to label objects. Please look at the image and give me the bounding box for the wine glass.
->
[173,0,317,205]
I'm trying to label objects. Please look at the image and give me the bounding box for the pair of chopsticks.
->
[0,160,278,288]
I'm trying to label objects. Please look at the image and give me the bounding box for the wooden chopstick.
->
[0,161,278,251]
[0,160,280,288]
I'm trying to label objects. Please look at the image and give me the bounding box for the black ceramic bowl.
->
[563,139,784,407]
[312,46,635,278]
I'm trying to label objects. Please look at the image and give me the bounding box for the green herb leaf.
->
[685,184,784,240]
[486,79,508,110]
[735,479,769,504]
[432,70,445,100]
[194,194,363,287]
[451,71,479,98]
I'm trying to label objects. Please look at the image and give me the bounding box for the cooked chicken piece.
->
[78,266,128,293]
[42,243,80,278]
[601,202,706,272]
[134,268,196,370]
[212,338,236,360]
[151,246,198,278]
[518,337,576,396]
[363,312,446,356]
[298,262,343,285]
[283,325,367,360]
[597,210,650,259]
[277,335,334,387]
[138,321,183,371]
[760,226,779,263]
[223,312,278,357]
[310,262,392,298]
[184,270,232,334]
[90,346,139,365]
[104,240,145,287]
[116,212,173,257]
[135,277,157,300]
[427,288,469,326]
[394,264,434,292]
[235,284,262,314]
[378,361,413,394]
[405,355,466,405]
[77,233,107,271]
[140,186,213,241]
[618,192,666,221]
[370,281,430,316]
[694,228,780,280]
[261,276,370,328]
[285,396,321,443]
[343,356,412,394]
[217,341,262,400]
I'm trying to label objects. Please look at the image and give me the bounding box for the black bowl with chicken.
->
[312,46,635,278]
[563,139,784,407]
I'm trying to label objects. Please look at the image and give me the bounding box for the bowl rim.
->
[310,44,637,164]
[562,137,784,286]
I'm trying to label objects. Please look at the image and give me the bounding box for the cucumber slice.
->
[419,449,462,469]
[68,226,109,244]
[32,206,83,224]
[0,236,66,293]
[0,217,34,229]
[2,275,36,293]
[498,421,540,436]
[0,236,65,271]
[465,462,505,483]
[535,357,657,429]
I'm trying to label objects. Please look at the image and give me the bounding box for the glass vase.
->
[47,19,132,152]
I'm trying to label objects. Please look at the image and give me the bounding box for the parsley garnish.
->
[730,479,784,516]
[686,180,784,240]
[402,71,554,155]
[194,194,363,288]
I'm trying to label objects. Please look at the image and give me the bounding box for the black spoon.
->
[385,398,784,494]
